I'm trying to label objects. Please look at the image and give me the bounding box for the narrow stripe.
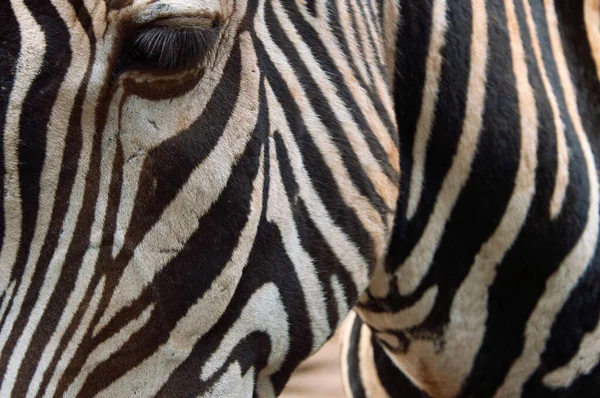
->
[331,275,349,327]
[522,0,568,219]
[40,278,104,398]
[335,0,373,88]
[295,3,399,168]
[256,1,387,262]
[63,305,154,397]
[405,0,449,220]
[262,80,371,300]
[271,0,398,211]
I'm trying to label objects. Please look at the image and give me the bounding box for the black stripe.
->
[386,0,435,279]
[347,315,367,398]
[371,334,431,397]
[0,1,20,252]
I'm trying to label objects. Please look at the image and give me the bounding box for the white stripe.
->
[203,362,255,398]
[522,0,568,219]
[405,0,449,220]
[331,275,349,327]
[63,304,154,397]
[334,0,373,89]
[395,0,487,296]
[543,311,600,387]
[440,0,537,393]
[200,283,289,385]
[584,0,600,81]
[295,1,399,171]
[349,0,391,109]
[0,10,111,392]
[0,281,15,322]
[266,135,330,352]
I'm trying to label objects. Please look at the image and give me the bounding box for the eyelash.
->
[118,25,220,73]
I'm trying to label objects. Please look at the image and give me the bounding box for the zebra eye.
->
[120,25,220,73]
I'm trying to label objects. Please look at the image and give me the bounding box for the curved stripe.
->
[358,322,391,398]
[95,30,260,334]
[405,0,448,220]
[93,130,264,398]
[522,0,569,219]
[439,0,538,394]
[395,0,487,296]
[262,81,371,301]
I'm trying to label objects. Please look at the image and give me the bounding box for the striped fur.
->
[345,0,600,397]
[0,0,398,396]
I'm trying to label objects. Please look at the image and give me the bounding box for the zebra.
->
[341,0,600,397]
[0,0,399,396]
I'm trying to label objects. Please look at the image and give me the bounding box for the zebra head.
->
[0,0,399,396]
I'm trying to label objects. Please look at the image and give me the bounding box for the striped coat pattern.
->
[343,1,600,397]
[0,0,398,396]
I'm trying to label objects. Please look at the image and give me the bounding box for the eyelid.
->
[134,2,221,28]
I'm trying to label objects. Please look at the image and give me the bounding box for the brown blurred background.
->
[280,335,345,398]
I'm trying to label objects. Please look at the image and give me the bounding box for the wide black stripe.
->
[385,0,434,280]
[0,1,20,252]
[157,137,314,396]
[554,0,600,170]
[376,0,477,317]
[518,3,600,396]
[415,0,472,238]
